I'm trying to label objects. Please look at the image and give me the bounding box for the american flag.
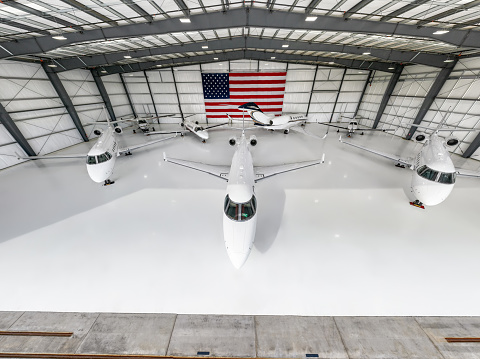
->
[202,72,287,120]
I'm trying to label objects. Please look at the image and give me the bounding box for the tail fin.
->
[238,102,273,125]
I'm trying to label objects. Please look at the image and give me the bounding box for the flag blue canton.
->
[202,73,230,99]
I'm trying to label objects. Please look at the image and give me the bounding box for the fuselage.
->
[86,126,118,183]
[223,134,257,268]
[185,121,209,140]
[410,133,456,206]
[255,114,307,130]
[347,121,358,134]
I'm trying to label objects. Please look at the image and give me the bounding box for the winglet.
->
[163,152,167,162]
[321,153,325,163]
[339,136,343,143]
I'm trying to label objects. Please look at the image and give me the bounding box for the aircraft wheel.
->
[133,130,136,134]
[284,129,289,134]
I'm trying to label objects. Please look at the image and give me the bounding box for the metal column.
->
[171,67,185,122]
[0,103,36,156]
[143,70,159,121]
[328,68,347,123]
[42,62,88,142]
[354,70,373,118]
[372,65,403,129]
[306,65,318,117]
[405,61,457,139]
[463,134,480,158]
[91,68,116,122]
[120,73,137,118]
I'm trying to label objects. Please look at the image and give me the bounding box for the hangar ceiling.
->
[1,0,480,73]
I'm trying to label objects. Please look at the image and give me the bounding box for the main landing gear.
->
[125,151,132,156]
[202,139,206,143]
[395,163,405,168]
[104,179,115,186]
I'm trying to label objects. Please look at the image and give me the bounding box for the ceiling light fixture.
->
[47,63,57,67]
[282,44,289,48]
[180,18,191,23]
[214,57,218,60]
[100,68,107,73]
[271,56,276,59]
[52,35,67,40]
[156,64,162,67]
[388,66,395,69]
[433,30,449,35]
[202,45,208,49]
[363,51,371,55]
[124,55,132,59]
[329,61,335,64]
[305,16,317,22]
[444,58,454,62]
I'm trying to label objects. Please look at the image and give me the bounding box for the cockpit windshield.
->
[139,120,147,124]
[416,165,456,184]
[224,195,257,222]
[194,126,204,131]
[86,152,112,165]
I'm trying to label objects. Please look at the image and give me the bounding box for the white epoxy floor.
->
[1,124,480,315]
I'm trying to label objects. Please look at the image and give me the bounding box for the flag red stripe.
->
[229,94,284,99]
[206,114,281,119]
[229,72,286,77]
[205,101,284,106]
[229,87,285,92]
[229,80,286,85]
[205,108,284,113]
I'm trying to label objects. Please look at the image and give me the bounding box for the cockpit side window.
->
[87,156,97,165]
[438,172,456,184]
[105,152,112,160]
[224,194,257,222]
[417,165,439,181]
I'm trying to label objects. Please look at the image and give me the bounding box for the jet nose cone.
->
[199,131,209,140]
[227,250,250,269]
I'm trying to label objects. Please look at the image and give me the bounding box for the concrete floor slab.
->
[76,313,177,355]
[255,316,348,358]
[334,317,443,359]
[0,312,23,330]
[167,314,255,357]
[0,311,98,353]
[416,317,480,359]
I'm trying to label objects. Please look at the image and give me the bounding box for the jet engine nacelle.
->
[114,127,123,134]
[229,137,236,146]
[93,129,102,136]
[446,137,459,146]
[415,134,426,142]
[249,135,257,146]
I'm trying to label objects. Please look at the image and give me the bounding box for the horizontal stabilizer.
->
[164,154,230,180]
[255,158,324,182]
[119,134,177,154]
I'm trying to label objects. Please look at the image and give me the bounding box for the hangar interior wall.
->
[2,58,480,170]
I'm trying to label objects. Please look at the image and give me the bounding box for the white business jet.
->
[238,102,307,134]
[148,118,229,143]
[339,119,480,208]
[164,130,324,268]
[18,120,176,185]
[320,118,394,137]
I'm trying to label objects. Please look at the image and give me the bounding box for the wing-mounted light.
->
[94,129,103,136]
[249,135,257,146]
[229,136,237,146]
[114,127,123,134]
[445,137,459,146]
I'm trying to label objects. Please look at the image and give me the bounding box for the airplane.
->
[339,118,480,208]
[163,129,324,269]
[319,117,394,137]
[17,119,176,185]
[237,102,307,134]
[147,117,229,143]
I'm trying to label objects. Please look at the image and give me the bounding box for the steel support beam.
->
[0,18,50,36]
[120,73,137,118]
[344,0,374,19]
[373,65,403,129]
[91,68,116,122]
[306,65,319,117]
[100,50,398,76]
[0,103,36,156]
[405,61,458,140]
[354,70,373,118]
[60,0,118,26]
[143,70,159,120]
[380,0,430,21]
[171,68,184,121]
[3,0,83,31]
[463,133,480,158]
[2,8,479,60]
[42,62,88,142]
[328,68,347,123]
[52,37,449,72]
[173,0,191,17]
[120,0,153,22]
[305,0,322,14]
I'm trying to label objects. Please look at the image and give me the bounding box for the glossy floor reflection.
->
[1,124,480,315]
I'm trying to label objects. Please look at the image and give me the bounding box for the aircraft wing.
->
[290,126,327,139]
[16,152,86,160]
[119,134,177,154]
[205,122,229,130]
[456,168,480,178]
[254,156,324,182]
[339,137,413,168]
[317,123,347,130]
[163,153,230,180]
[146,130,186,136]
